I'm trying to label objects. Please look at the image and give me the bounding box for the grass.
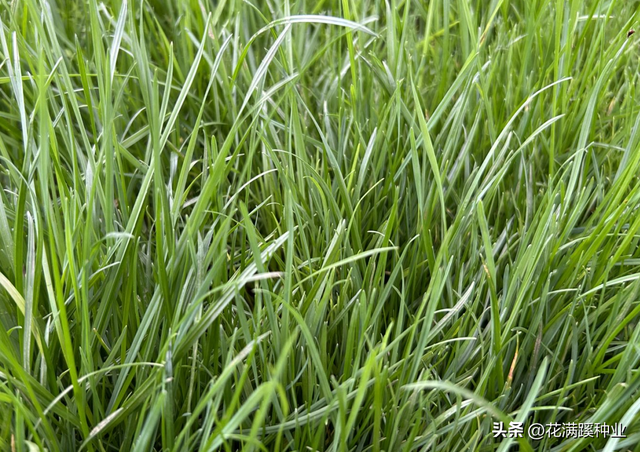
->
[1,0,640,450]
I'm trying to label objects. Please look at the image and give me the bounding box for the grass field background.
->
[2,0,640,450]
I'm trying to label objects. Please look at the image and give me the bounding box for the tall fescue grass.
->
[1,0,640,450]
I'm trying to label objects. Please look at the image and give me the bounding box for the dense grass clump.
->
[2,0,640,450]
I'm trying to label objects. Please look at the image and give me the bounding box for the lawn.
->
[1,0,640,450]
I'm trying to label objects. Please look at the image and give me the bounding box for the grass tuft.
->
[2,0,640,450]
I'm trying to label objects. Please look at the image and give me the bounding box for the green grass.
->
[2,0,640,450]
